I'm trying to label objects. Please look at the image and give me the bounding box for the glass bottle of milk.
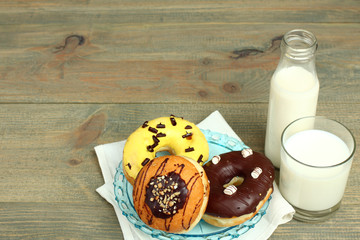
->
[265,29,320,168]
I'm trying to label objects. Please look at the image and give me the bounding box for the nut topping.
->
[145,172,188,219]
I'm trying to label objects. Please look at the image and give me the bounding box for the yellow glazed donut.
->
[123,115,209,185]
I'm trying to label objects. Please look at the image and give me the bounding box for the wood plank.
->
[0,23,359,103]
[0,103,358,202]
[272,203,360,239]
[0,202,359,240]
[0,202,123,240]
[0,0,358,239]
[0,1,359,24]
[0,103,359,239]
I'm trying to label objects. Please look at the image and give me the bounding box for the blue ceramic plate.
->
[114,129,271,240]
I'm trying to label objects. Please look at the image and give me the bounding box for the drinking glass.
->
[279,116,356,222]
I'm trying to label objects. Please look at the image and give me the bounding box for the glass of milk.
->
[279,116,356,222]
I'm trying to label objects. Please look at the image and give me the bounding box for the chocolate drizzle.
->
[182,174,201,230]
[203,151,274,218]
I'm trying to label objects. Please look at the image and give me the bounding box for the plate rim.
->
[113,129,271,239]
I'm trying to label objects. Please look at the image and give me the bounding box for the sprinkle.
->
[185,147,194,152]
[156,133,166,138]
[126,163,132,169]
[241,148,253,158]
[156,123,165,128]
[152,135,160,144]
[151,142,158,148]
[251,167,263,179]
[182,132,193,139]
[142,158,150,166]
[147,145,154,152]
[148,127,158,134]
[224,185,237,196]
[170,116,177,126]
[142,121,149,128]
[185,125,192,129]
[197,154,203,163]
[211,155,221,165]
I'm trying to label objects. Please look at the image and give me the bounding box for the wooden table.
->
[0,1,359,239]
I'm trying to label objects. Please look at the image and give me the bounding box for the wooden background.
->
[0,1,359,239]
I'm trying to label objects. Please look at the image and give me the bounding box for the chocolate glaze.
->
[145,171,188,219]
[204,151,274,218]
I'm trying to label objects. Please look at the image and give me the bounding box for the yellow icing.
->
[123,116,209,184]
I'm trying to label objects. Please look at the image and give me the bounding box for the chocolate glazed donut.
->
[202,149,275,227]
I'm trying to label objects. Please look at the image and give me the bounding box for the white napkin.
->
[95,110,295,240]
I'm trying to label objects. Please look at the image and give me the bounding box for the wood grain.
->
[0,13,359,103]
[0,202,122,240]
[0,103,359,240]
[0,0,359,239]
[0,1,359,24]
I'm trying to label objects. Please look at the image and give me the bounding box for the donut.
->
[133,155,210,233]
[123,115,209,185]
[202,149,275,227]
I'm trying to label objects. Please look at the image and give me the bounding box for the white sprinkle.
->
[211,155,221,165]
[224,185,237,196]
[241,148,253,158]
[251,167,263,179]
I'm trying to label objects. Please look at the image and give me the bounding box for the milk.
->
[279,129,352,211]
[265,66,319,167]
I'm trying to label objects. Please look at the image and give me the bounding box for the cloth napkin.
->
[95,110,295,240]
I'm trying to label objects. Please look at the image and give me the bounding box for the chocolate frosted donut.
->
[202,149,275,227]
[133,155,210,233]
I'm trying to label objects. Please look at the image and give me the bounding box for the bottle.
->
[264,29,320,168]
